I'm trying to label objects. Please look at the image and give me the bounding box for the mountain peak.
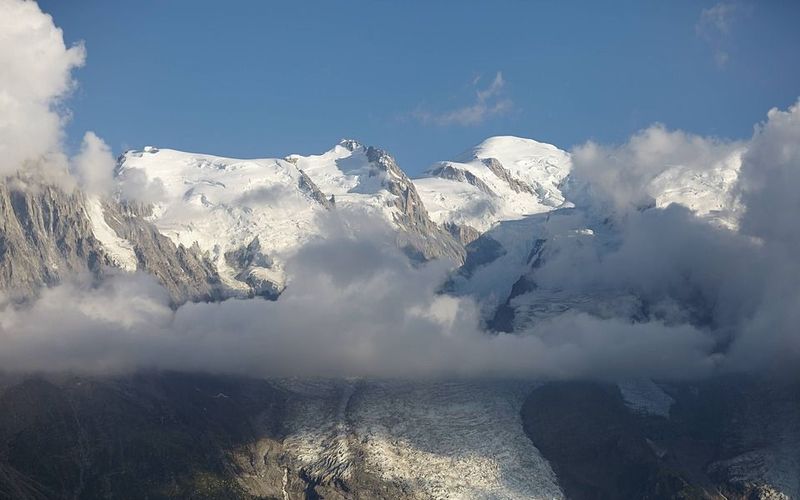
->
[338,139,364,152]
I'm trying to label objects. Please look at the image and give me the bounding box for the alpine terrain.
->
[1,134,796,499]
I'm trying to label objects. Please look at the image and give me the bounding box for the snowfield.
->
[108,134,741,298]
[117,147,329,291]
[414,136,572,233]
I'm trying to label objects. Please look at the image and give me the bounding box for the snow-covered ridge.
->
[414,136,572,233]
[117,147,331,293]
[114,140,463,294]
[103,134,742,302]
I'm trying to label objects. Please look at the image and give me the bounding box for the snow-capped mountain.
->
[116,147,331,296]
[0,133,743,312]
[116,141,463,296]
[287,139,463,262]
[439,136,744,330]
[3,134,793,500]
[0,172,222,304]
[414,136,572,236]
[1,134,741,307]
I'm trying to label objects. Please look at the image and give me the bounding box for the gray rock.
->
[100,200,226,305]
[428,161,497,197]
[443,222,481,247]
[0,175,108,302]
[481,157,536,195]
[364,147,466,264]
[297,169,334,209]
[0,174,227,306]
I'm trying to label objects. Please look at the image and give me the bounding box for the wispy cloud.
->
[696,2,741,67]
[412,72,514,127]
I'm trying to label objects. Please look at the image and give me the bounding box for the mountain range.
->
[0,135,796,499]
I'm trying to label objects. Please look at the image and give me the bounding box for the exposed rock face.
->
[427,162,497,197]
[363,146,465,263]
[0,177,108,301]
[443,222,481,247]
[297,170,334,209]
[481,157,536,195]
[224,236,273,271]
[100,201,225,304]
[0,373,294,500]
[0,175,226,305]
[223,237,280,299]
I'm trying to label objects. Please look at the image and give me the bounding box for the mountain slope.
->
[442,137,743,331]
[0,175,108,302]
[0,173,223,305]
[116,141,465,295]
[288,140,464,262]
[414,136,572,235]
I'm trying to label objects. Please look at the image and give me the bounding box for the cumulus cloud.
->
[570,124,743,216]
[413,72,514,126]
[116,167,168,204]
[724,100,800,371]
[737,101,800,250]
[527,99,800,378]
[0,0,85,175]
[71,131,116,195]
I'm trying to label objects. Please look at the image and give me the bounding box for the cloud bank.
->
[532,101,800,378]
[0,228,720,380]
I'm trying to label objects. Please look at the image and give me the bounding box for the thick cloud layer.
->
[0,226,720,379]
[529,101,800,378]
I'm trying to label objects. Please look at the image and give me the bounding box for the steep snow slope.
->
[85,196,138,272]
[287,140,398,221]
[414,136,572,234]
[289,140,464,262]
[117,147,331,294]
[116,141,463,295]
[446,138,743,322]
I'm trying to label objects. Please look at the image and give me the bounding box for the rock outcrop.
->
[363,146,465,263]
[100,200,225,304]
[0,176,108,302]
[0,175,225,305]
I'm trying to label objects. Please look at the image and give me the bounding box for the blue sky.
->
[42,0,800,175]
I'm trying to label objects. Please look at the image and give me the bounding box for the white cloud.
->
[0,224,719,380]
[696,2,740,67]
[570,124,743,214]
[413,72,514,127]
[0,0,85,175]
[72,131,116,195]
